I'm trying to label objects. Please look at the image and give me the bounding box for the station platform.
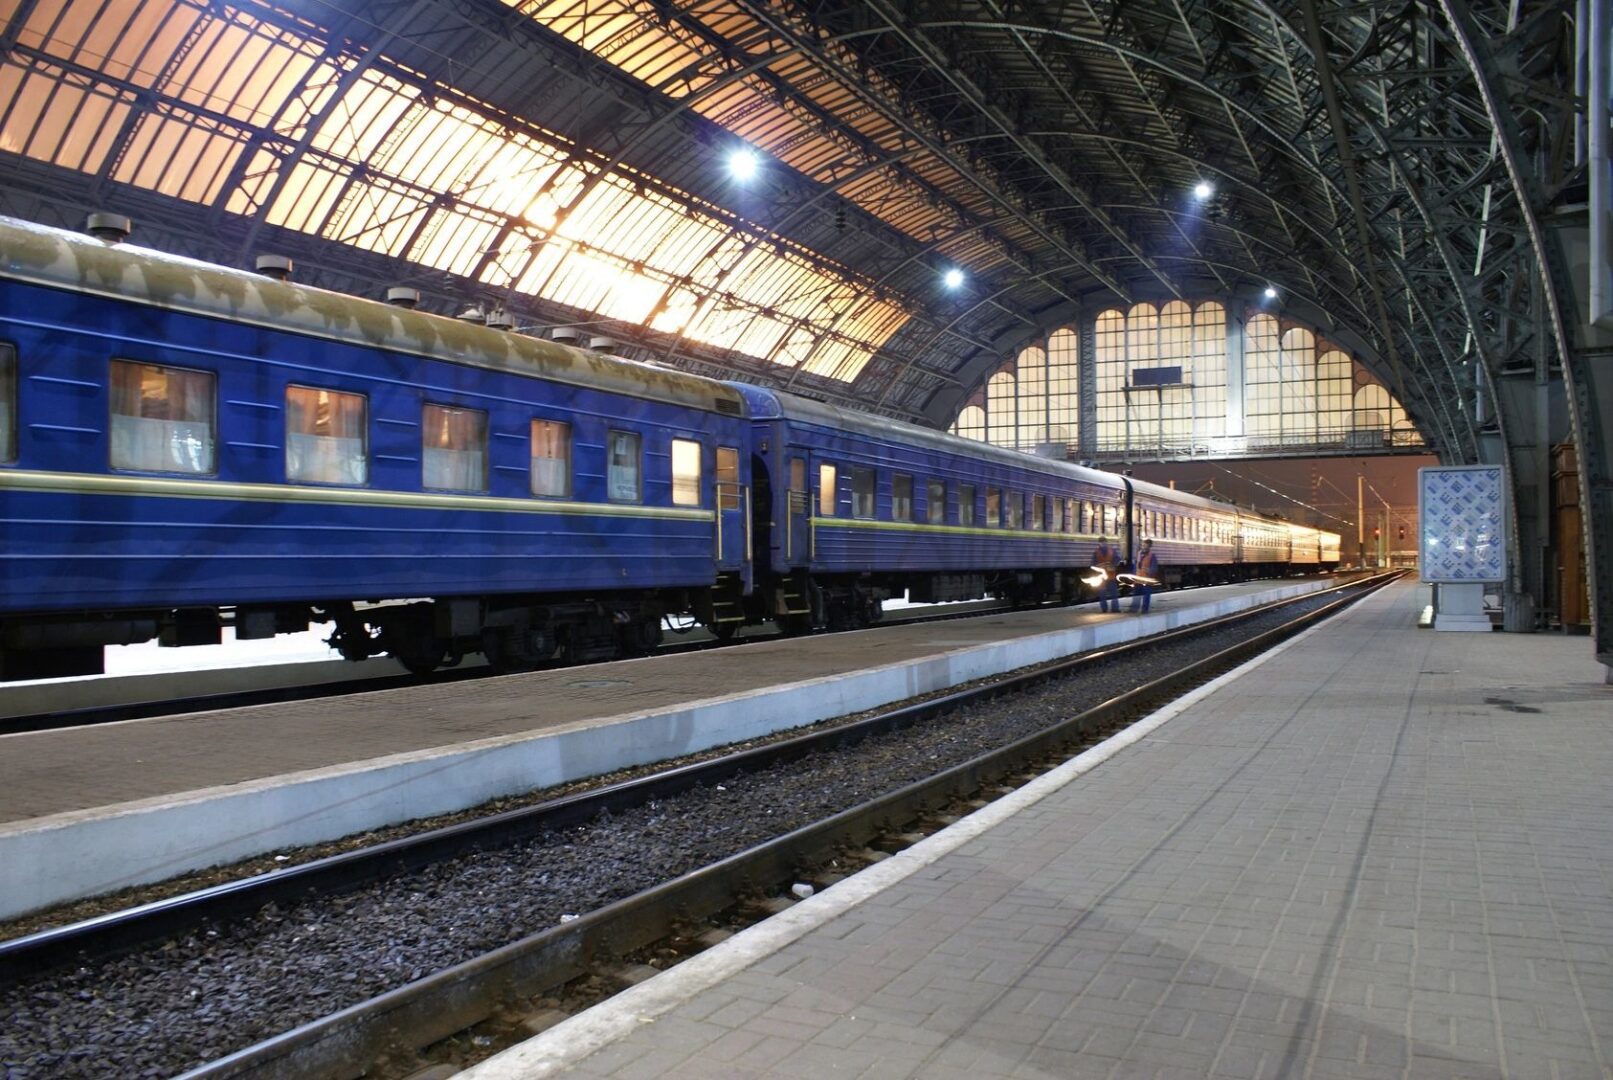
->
[0,578,1329,920]
[464,579,1613,1080]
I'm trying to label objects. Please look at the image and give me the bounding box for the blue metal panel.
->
[0,277,745,616]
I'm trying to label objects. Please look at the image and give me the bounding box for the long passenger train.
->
[0,217,1340,680]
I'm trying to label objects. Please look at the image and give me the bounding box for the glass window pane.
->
[671,438,701,506]
[607,430,641,502]
[819,463,836,515]
[111,359,216,474]
[852,467,875,519]
[892,473,913,522]
[1032,494,1046,531]
[530,419,571,496]
[287,385,365,485]
[0,343,14,463]
[422,403,487,492]
[927,479,945,524]
[717,445,740,510]
[959,484,975,526]
[789,458,806,493]
[986,488,1000,526]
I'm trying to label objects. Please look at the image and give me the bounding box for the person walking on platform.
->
[1129,538,1160,613]
[1092,535,1119,612]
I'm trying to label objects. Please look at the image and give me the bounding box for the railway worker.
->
[1128,538,1160,614]
[1092,535,1120,612]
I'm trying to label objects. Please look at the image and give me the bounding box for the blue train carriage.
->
[1233,510,1295,573]
[1122,477,1242,586]
[728,385,1127,632]
[0,216,751,679]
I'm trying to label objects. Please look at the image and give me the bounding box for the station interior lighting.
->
[1193,181,1214,200]
[943,267,966,290]
[727,149,759,181]
[1264,285,1278,299]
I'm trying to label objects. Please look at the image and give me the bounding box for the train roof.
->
[0,216,746,418]
[732,383,1126,487]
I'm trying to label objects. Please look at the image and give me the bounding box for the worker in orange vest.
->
[1129,538,1160,613]
[1092,535,1120,612]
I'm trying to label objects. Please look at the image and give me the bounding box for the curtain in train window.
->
[892,474,913,522]
[671,439,702,506]
[0,343,14,463]
[530,419,571,496]
[423,404,487,492]
[111,360,216,474]
[1032,494,1046,531]
[959,484,976,526]
[716,446,740,510]
[286,386,365,485]
[985,488,1001,526]
[607,430,641,501]
[851,467,876,519]
[818,464,837,515]
[927,479,945,524]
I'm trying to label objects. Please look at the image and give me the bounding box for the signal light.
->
[1373,527,1381,539]
[1397,526,1406,542]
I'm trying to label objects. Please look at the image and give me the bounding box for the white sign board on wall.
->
[1420,466,1507,584]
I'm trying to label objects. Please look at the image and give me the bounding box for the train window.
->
[927,479,945,524]
[0,343,14,463]
[607,430,642,502]
[819,464,837,515]
[287,386,366,485]
[530,420,571,497]
[1032,494,1046,531]
[892,474,913,522]
[1062,498,1074,533]
[1103,504,1116,534]
[790,458,806,494]
[1005,491,1022,529]
[717,446,740,510]
[111,360,216,475]
[422,404,487,493]
[959,484,976,526]
[985,488,1001,527]
[851,467,876,519]
[671,439,701,506]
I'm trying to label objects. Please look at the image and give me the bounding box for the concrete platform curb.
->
[1,580,1328,919]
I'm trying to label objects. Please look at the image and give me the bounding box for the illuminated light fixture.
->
[727,149,760,181]
[1264,285,1278,300]
[1193,181,1214,200]
[942,267,966,290]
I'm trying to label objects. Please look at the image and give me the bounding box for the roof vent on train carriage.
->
[548,326,583,345]
[455,304,487,324]
[255,254,293,281]
[588,336,620,355]
[484,308,514,331]
[386,287,421,309]
[85,212,132,243]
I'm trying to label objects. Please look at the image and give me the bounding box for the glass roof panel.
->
[514,0,985,270]
[0,0,909,382]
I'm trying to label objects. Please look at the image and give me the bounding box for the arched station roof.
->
[0,0,1608,662]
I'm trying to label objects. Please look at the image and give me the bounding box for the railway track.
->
[0,572,1396,1079]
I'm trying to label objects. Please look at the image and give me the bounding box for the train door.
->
[785,455,809,565]
[716,446,748,573]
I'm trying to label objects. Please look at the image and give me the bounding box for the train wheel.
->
[482,625,554,673]
[382,610,446,674]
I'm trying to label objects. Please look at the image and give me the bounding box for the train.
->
[0,215,1340,681]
